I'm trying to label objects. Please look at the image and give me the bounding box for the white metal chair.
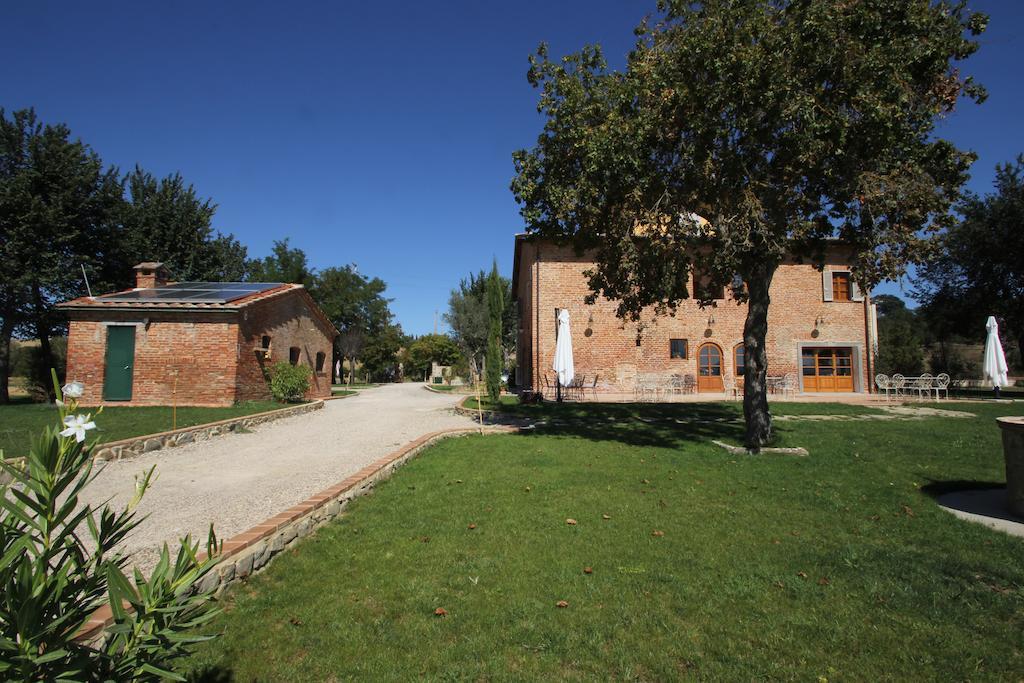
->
[915,373,933,401]
[891,374,906,399]
[935,373,950,401]
[875,374,891,401]
[781,372,797,398]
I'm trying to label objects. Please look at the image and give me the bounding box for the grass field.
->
[0,399,284,458]
[182,400,1024,681]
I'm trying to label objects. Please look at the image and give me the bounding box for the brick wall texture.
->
[514,239,873,395]
[65,290,336,407]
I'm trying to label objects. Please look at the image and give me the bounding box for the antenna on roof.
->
[81,264,94,298]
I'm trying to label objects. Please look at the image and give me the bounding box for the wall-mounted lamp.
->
[812,315,826,338]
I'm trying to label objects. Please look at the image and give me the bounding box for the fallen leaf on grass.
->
[524,486,531,492]
[642,479,650,484]
[421,536,431,543]
[434,608,448,617]
[771,539,781,545]
[583,567,593,574]
[289,617,303,626]
[566,518,578,526]
[556,600,569,608]
[818,577,830,586]
[602,514,611,520]
[797,571,808,579]
[468,523,477,530]
[901,504,915,517]
[652,530,665,537]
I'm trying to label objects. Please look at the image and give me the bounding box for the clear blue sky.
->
[4,1,1021,334]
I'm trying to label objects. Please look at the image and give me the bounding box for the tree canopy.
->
[445,268,514,377]
[246,238,315,289]
[119,166,248,286]
[915,156,1024,366]
[402,334,462,381]
[512,0,986,446]
[0,108,123,401]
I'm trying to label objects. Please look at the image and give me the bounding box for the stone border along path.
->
[79,383,478,578]
[77,423,517,643]
[512,405,976,430]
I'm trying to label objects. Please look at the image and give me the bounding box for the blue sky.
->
[4,1,1021,335]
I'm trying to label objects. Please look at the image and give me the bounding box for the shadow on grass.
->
[921,479,1023,525]
[186,665,235,683]
[481,400,750,449]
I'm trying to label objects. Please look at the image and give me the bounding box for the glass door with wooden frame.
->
[801,347,854,392]
[697,342,724,392]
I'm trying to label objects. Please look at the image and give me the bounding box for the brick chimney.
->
[134,262,170,289]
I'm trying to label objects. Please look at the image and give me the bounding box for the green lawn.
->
[182,400,1024,681]
[0,400,283,458]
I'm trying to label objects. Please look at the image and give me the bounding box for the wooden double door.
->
[801,347,855,392]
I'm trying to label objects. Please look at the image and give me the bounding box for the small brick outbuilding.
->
[59,263,338,407]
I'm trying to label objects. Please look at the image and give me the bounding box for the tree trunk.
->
[32,285,56,399]
[0,317,13,404]
[742,262,777,450]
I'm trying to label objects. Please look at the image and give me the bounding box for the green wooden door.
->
[103,326,135,401]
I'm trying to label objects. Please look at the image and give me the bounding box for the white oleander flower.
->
[60,414,96,443]
[62,381,85,398]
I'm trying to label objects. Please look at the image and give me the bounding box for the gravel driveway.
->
[82,384,475,575]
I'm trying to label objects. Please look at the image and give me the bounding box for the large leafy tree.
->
[0,109,123,402]
[402,334,462,381]
[119,166,248,285]
[873,294,924,376]
[246,238,316,289]
[314,265,394,383]
[512,0,986,447]
[915,156,1024,367]
[445,268,515,377]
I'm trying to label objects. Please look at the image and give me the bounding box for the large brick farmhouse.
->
[59,263,338,406]
[512,235,879,396]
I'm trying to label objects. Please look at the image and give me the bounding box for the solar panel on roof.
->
[96,282,284,304]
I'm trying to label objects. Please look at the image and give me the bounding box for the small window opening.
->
[261,335,271,349]
[289,347,300,366]
[315,351,326,373]
[832,272,852,301]
[670,339,688,359]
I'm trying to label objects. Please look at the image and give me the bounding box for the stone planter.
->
[997,416,1024,518]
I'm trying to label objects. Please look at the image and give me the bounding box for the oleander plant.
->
[0,373,221,681]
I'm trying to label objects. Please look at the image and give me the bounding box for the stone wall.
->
[91,401,323,462]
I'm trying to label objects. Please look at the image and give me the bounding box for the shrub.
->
[268,361,311,402]
[0,373,221,681]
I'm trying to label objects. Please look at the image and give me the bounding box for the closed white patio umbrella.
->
[983,315,1009,397]
[553,309,574,402]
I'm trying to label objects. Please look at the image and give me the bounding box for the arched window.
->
[315,351,326,373]
[289,347,300,366]
[734,343,745,377]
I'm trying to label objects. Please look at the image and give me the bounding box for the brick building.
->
[59,263,338,406]
[512,236,879,396]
